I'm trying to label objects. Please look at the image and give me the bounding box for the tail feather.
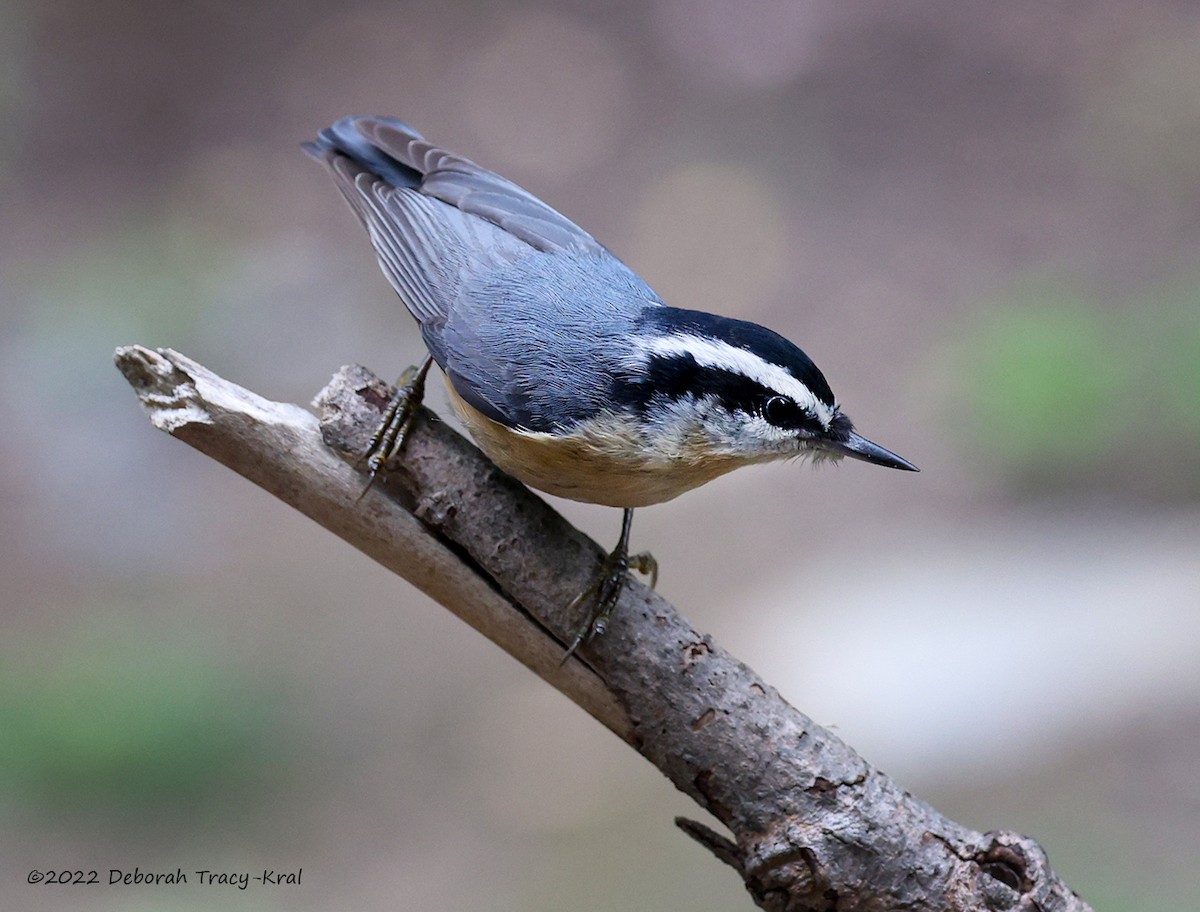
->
[302,116,424,190]
[304,115,604,256]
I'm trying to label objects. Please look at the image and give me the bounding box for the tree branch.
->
[115,345,1093,912]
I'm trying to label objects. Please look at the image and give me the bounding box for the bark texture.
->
[115,345,1093,912]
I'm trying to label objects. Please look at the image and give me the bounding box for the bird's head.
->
[617,307,918,472]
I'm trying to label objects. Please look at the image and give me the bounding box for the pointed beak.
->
[826,431,919,472]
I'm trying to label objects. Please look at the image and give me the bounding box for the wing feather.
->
[305,115,660,432]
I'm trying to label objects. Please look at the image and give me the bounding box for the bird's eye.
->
[763,395,797,426]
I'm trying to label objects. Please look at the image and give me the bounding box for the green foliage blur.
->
[948,275,1200,499]
[0,629,288,820]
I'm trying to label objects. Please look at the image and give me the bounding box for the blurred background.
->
[2,1,1198,909]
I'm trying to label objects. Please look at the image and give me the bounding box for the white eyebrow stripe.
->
[637,333,835,426]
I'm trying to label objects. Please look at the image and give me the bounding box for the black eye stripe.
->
[761,395,823,433]
[611,355,824,433]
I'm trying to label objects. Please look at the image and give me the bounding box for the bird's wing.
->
[305,118,608,327]
[305,116,657,431]
[309,152,464,327]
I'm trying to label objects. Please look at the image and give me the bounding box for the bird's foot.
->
[358,355,433,499]
[561,539,656,664]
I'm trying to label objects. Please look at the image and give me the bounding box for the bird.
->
[304,115,918,657]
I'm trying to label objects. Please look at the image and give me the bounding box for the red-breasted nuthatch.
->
[305,115,918,656]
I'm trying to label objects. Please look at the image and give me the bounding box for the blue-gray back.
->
[441,250,659,431]
[305,115,663,432]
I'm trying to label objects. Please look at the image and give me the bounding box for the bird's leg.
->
[562,508,658,662]
[359,354,433,498]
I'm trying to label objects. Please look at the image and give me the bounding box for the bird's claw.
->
[560,542,656,664]
[357,356,432,501]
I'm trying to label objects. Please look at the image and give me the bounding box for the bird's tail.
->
[302,115,425,190]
